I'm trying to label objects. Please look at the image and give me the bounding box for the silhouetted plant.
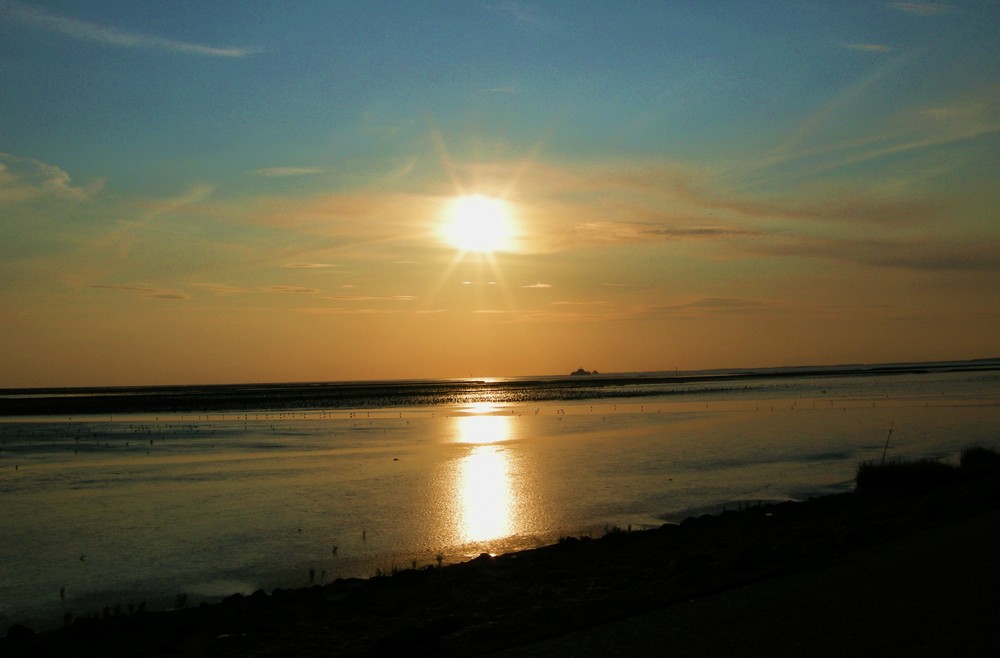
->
[880,421,894,465]
[856,458,956,490]
[960,446,1000,476]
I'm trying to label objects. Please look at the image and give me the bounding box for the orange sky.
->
[2,2,999,386]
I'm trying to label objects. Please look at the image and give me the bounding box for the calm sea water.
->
[2,365,999,630]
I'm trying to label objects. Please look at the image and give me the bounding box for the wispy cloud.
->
[5,1,258,57]
[139,183,214,216]
[769,53,910,157]
[256,167,324,178]
[538,297,779,324]
[752,236,1000,273]
[742,90,1000,190]
[286,263,338,269]
[889,2,951,16]
[843,43,892,53]
[192,283,250,296]
[195,283,346,296]
[919,102,988,121]
[264,285,319,294]
[298,307,399,316]
[245,191,437,237]
[524,298,779,326]
[82,183,214,265]
[0,152,103,204]
[521,282,552,288]
[322,295,417,302]
[573,222,759,244]
[90,284,188,300]
[482,1,542,25]
[654,297,775,317]
[514,303,630,324]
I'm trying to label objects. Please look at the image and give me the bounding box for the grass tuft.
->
[856,446,1000,490]
[960,446,1000,476]
[856,458,956,490]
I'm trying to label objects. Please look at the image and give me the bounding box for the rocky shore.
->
[5,470,1000,657]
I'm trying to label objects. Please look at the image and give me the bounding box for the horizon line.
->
[2,356,999,394]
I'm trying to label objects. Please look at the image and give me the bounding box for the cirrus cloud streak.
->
[4,1,258,57]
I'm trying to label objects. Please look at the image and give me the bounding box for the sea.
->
[2,360,999,630]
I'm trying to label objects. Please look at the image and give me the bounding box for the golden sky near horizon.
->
[1,1,999,387]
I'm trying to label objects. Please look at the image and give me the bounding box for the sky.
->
[1,1,999,387]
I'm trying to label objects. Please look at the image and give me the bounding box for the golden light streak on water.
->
[454,411,510,445]
[457,445,514,543]
[449,409,516,543]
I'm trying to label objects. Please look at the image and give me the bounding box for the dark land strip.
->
[4,358,998,416]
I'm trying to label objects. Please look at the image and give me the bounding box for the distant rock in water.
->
[570,368,598,376]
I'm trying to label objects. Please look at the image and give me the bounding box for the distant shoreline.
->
[2,357,998,417]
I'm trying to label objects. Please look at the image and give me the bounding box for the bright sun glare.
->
[443,195,514,254]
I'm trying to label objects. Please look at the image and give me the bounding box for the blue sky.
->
[1,1,998,386]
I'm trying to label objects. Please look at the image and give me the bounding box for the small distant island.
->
[570,368,598,376]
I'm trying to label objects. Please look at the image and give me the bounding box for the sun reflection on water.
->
[450,408,517,544]
[454,411,510,444]
[458,445,513,542]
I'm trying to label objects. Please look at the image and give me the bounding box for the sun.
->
[442,195,514,254]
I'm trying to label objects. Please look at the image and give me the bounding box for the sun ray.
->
[419,130,548,315]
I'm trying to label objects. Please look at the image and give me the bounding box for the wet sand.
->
[4,475,1000,657]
